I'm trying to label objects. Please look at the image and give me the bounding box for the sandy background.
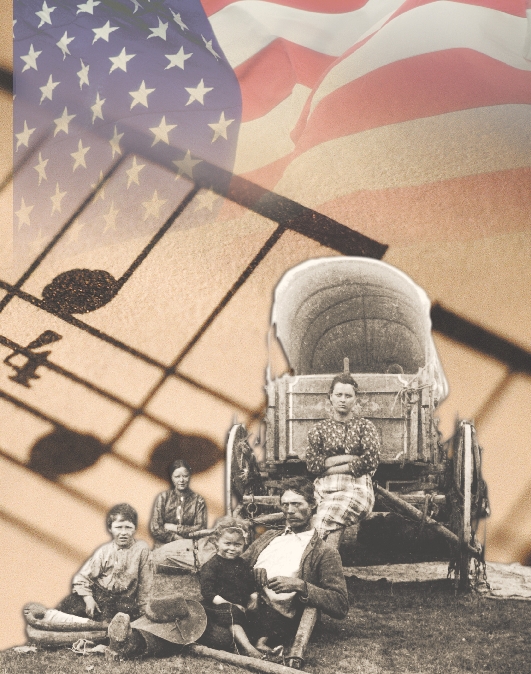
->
[1,0,531,650]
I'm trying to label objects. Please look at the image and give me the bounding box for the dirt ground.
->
[2,573,530,674]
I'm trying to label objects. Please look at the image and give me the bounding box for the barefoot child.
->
[199,517,262,658]
[56,503,152,622]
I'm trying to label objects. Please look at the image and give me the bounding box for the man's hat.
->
[131,595,206,645]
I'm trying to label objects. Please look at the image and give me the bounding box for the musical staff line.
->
[0,377,255,490]
[431,304,531,375]
[105,225,288,446]
[472,370,515,427]
[0,447,113,522]
[0,333,250,430]
[0,505,86,564]
[0,280,258,416]
[1,131,52,196]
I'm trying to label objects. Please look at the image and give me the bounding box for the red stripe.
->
[236,40,335,121]
[201,0,373,18]
[316,168,531,244]
[291,49,531,152]
[219,168,531,241]
[389,0,528,19]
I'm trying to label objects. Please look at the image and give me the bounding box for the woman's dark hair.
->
[328,373,359,397]
[168,459,192,483]
[106,503,138,529]
[279,477,316,509]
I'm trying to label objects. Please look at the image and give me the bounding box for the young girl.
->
[199,517,261,658]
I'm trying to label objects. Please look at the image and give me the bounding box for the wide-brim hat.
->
[131,595,206,645]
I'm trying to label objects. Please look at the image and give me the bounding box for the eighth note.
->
[3,330,62,388]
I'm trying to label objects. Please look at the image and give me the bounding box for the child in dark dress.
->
[199,517,261,658]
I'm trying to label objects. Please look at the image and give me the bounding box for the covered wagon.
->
[227,258,489,667]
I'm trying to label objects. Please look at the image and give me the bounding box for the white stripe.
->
[310,3,531,115]
[209,0,406,68]
[233,84,311,174]
[525,8,531,60]
[273,105,531,205]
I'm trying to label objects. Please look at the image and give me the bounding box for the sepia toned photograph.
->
[1,1,531,673]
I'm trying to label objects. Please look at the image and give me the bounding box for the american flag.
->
[201,0,531,244]
[14,0,531,266]
[13,0,241,266]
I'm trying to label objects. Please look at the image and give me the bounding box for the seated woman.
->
[56,503,152,622]
[150,459,215,572]
[305,373,381,548]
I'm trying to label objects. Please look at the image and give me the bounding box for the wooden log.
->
[189,644,310,674]
[287,607,318,667]
[26,624,107,646]
[23,606,108,632]
[374,485,480,557]
[400,494,446,506]
[252,512,285,525]
[242,492,447,508]
[190,513,285,534]
[189,528,214,539]
[243,495,281,506]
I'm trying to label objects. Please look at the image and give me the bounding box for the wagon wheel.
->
[451,420,482,590]
[226,424,265,516]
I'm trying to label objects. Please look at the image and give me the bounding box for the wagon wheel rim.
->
[225,423,248,515]
[453,420,480,590]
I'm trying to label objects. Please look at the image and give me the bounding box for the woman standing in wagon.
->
[305,373,380,548]
[150,460,215,572]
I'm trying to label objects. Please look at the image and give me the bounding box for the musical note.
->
[27,428,107,480]
[42,270,118,315]
[147,431,222,480]
[3,330,62,388]
[37,183,199,315]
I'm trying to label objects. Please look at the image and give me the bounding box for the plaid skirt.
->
[313,474,375,537]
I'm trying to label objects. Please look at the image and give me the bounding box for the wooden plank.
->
[26,625,107,646]
[265,405,277,461]
[290,391,408,420]
[277,377,288,462]
[409,398,419,461]
[290,373,418,394]
[266,373,432,463]
[243,495,281,505]
[400,494,446,506]
[288,417,404,462]
[190,644,310,674]
[374,485,480,557]
[421,386,433,462]
[463,423,472,546]
[287,607,318,668]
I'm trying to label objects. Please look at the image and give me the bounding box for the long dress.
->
[305,416,380,538]
[150,488,215,571]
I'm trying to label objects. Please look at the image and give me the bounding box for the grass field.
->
[2,577,530,674]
